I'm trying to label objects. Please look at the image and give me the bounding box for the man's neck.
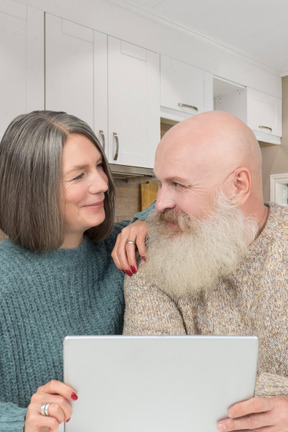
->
[256,204,269,238]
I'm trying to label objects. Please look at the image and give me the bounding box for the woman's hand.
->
[24,380,78,432]
[111,220,148,275]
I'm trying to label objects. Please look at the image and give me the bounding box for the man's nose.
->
[155,187,175,212]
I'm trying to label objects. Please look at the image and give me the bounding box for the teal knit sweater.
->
[0,221,129,431]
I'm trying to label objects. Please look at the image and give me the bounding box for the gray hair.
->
[0,111,115,251]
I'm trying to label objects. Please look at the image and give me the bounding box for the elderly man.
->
[119,111,288,432]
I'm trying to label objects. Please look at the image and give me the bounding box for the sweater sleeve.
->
[123,267,186,335]
[130,201,155,222]
[0,401,26,432]
[255,373,288,397]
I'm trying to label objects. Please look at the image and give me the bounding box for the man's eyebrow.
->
[157,176,188,183]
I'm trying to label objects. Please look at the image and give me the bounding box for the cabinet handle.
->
[178,103,199,112]
[258,125,272,133]
[99,130,105,152]
[113,132,119,161]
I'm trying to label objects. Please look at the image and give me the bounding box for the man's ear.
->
[230,167,251,205]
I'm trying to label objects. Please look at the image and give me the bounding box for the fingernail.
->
[217,423,225,432]
[126,270,133,277]
[66,418,71,423]
[122,270,126,274]
[142,256,146,261]
[71,392,78,401]
[130,266,137,274]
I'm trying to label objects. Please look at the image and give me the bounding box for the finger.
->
[123,221,148,271]
[38,380,78,403]
[41,415,62,432]
[134,226,147,261]
[111,235,124,270]
[125,241,138,273]
[217,411,274,432]
[47,395,73,422]
[47,400,73,424]
[25,406,64,432]
[112,235,132,273]
[228,397,273,418]
[115,233,134,273]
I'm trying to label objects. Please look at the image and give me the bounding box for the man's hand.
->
[217,396,288,432]
[111,220,148,275]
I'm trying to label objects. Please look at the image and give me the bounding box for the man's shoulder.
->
[268,202,288,234]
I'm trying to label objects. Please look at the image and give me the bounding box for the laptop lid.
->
[63,335,258,432]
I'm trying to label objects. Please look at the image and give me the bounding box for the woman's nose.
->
[89,172,108,194]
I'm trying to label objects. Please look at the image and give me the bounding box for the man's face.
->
[154,138,223,221]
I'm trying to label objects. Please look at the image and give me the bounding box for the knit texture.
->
[0,222,127,432]
[124,203,288,397]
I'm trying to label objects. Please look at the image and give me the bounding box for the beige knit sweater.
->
[124,203,288,397]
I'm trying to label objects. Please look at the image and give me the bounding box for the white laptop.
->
[63,335,258,432]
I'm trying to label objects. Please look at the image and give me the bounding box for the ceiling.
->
[106,0,288,76]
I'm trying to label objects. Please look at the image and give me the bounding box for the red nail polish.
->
[71,392,78,401]
[131,266,137,274]
[142,256,146,261]
[66,418,71,423]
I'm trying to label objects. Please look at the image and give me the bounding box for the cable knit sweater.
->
[0,221,129,432]
[124,203,288,398]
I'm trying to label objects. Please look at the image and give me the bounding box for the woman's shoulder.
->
[0,238,22,258]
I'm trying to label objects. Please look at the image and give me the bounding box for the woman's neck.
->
[60,233,84,249]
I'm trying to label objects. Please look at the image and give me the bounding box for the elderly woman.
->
[0,111,149,432]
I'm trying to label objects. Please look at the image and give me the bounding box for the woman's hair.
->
[0,110,115,252]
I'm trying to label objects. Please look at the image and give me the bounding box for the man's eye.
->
[173,182,184,188]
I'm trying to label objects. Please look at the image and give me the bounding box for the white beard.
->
[142,193,258,298]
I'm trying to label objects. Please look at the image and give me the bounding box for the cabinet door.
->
[0,0,44,138]
[45,14,108,151]
[246,88,282,140]
[160,55,213,122]
[108,37,160,168]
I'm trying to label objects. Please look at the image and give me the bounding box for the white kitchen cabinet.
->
[45,14,160,168]
[214,78,282,145]
[160,55,213,122]
[0,0,44,138]
[246,88,282,142]
[45,14,108,150]
[107,37,159,167]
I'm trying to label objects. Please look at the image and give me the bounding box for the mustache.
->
[157,209,195,232]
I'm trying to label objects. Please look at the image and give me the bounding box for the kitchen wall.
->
[262,76,288,201]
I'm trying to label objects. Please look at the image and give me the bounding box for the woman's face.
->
[61,133,108,248]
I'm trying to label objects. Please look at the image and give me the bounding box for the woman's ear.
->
[230,167,251,205]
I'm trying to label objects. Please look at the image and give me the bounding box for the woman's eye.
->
[72,173,84,181]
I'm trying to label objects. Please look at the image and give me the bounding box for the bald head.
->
[159,111,262,179]
[155,111,266,224]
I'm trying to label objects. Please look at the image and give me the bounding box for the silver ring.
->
[40,402,50,416]
[126,240,136,246]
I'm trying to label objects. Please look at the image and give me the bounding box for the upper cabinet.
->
[107,37,159,168]
[45,14,108,148]
[0,0,44,138]
[160,55,213,122]
[45,14,160,168]
[214,78,282,145]
[246,88,282,142]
